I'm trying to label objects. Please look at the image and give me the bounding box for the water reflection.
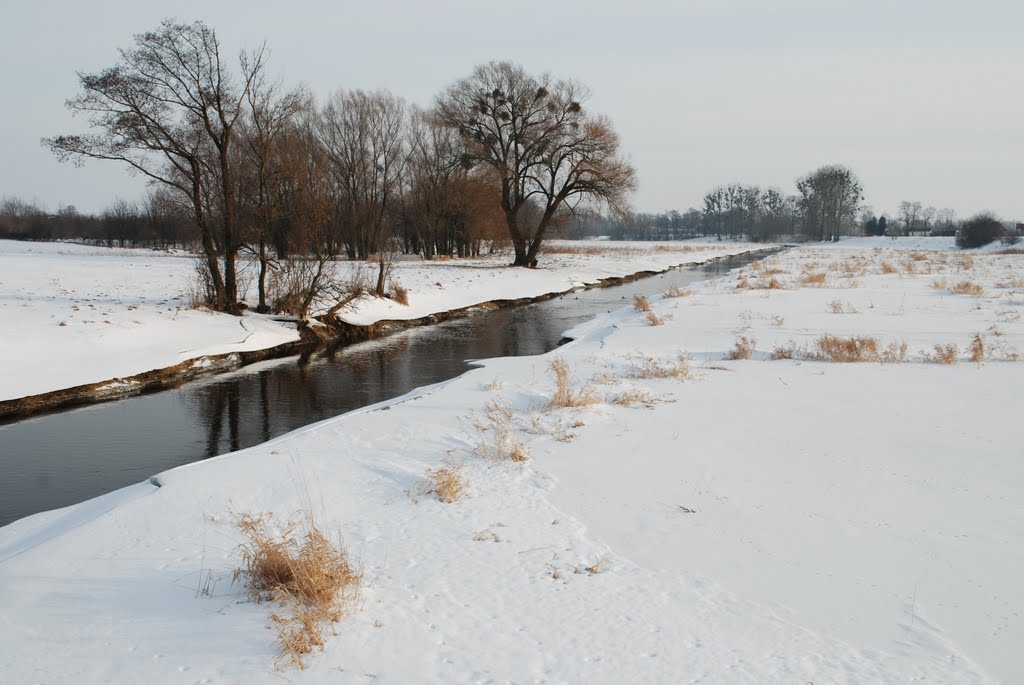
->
[0,251,770,525]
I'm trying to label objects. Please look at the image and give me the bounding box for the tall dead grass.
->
[234,512,362,669]
[969,334,985,363]
[809,335,907,363]
[547,358,599,409]
[470,399,529,462]
[725,335,757,360]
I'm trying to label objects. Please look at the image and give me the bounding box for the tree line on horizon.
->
[2,19,1015,316]
[31,19,636,314]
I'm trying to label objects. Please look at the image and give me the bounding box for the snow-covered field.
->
[0,239,758,401]
[1,238,1022,683]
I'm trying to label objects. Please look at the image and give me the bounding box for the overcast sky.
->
[2,0,1021,219]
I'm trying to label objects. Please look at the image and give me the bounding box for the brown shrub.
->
[879,261,898,274]
[736,277,751,289]
[234,512,361,669]
[664,286,694,298]
[726,335,757,360]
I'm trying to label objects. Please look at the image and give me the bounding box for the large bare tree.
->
[45,19,265,313]
[796,165,863,242]
[435,61,637,266]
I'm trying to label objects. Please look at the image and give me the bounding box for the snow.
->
[1,241,1022,683]
[0,239,759,401]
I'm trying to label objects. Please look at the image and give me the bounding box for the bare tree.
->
[435,61,637,266]
[45,19,265,313]
[316,90,406,262]
[898,200,923,238]
[796,165,863,241]
[239,79,310,311]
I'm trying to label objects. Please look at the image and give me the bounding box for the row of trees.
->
[45,20,636,313]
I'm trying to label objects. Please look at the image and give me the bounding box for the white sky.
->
[1,0,1021,219]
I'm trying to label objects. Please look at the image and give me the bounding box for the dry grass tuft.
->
[879,261,898,274]
[881,340,909,363]
[770,340,799,360]
[811,335,879,362]
[664,286,694,298]
[646,310,668,326]
[928,344,959,365]
[547,358,599,409]
[470,399,529,462]
[629,353,691,380]
[484,378,503,391]
[969,334,985,363]
[726,335,757,360]
[633,294,652,312]
[234,512,361,670]
[412,460,466,503]
[950,280,984,297]
[829,300,859,314]
[931,279,948,290]
[751,277,783,290]
[736,277,751,290]
[391,283,409,306]
[612,389,673,409]
[800,272,827,286]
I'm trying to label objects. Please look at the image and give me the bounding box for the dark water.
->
[0,251,769,526]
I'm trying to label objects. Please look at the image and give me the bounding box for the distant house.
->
[1016,223,1024,237]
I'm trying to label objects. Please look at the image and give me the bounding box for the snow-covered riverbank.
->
[0,239,760,402]
[1,238,1020,683]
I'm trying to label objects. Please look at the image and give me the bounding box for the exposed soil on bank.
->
[0,255,761,420]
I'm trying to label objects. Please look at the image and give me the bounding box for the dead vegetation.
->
[470,399,529,462]
[646,310,669,326]
[828,300,859,314]
[725,335,757,360]
[924,344,959,365]
[800,272,827,286]
[233,512,362,670]
[391,283,409,306]
[664,286,694,298]
[410,460,465,503]
[628,353,691,380]
[809,335,907,363]
[632,294,652,312]
[546,358,599,409]
[611,389,673,409]
[770,340,798,360]
[949,280,984,297]
[969,334,985,363]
